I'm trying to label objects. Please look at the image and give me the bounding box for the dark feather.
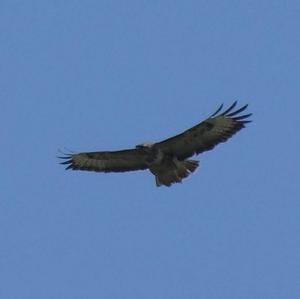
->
[220,101,237,115]
[232,113,252,120]
[227,104,248,116]
[210,103,224,117]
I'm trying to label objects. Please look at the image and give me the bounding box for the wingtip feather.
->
[210,103,224,117]
[221,101,238,115]
[227,104,248,116]
[210,101,252,124]
[60,160,72,165]
[233,113,252,120]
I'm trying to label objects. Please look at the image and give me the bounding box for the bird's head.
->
[136,141,155,150]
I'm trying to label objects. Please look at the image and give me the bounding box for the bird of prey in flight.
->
[59,101,251,187]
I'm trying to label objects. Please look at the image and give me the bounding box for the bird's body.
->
[59,101,251,187]
[135,143,199,186]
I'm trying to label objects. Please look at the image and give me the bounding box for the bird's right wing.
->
[59,149,149,173]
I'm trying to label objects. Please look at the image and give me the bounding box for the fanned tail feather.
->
[155,160,199,187]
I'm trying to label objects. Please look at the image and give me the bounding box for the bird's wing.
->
[59,148,149,172]
[154,101,252,160]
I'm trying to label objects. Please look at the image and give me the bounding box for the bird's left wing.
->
[153,101,252,160]
[59,149,149,173]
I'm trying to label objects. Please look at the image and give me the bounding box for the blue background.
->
[1,1,299,298]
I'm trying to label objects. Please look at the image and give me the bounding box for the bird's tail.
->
[155,160,199,187]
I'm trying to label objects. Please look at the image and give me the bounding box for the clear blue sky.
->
[1,1,299,298]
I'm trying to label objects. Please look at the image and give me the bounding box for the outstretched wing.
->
[59,149,149,173]
[154,101,252,160]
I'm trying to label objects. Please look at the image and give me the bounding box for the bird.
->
[59,101,251,187]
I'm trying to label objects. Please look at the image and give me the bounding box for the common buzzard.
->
[59,101,251,187]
